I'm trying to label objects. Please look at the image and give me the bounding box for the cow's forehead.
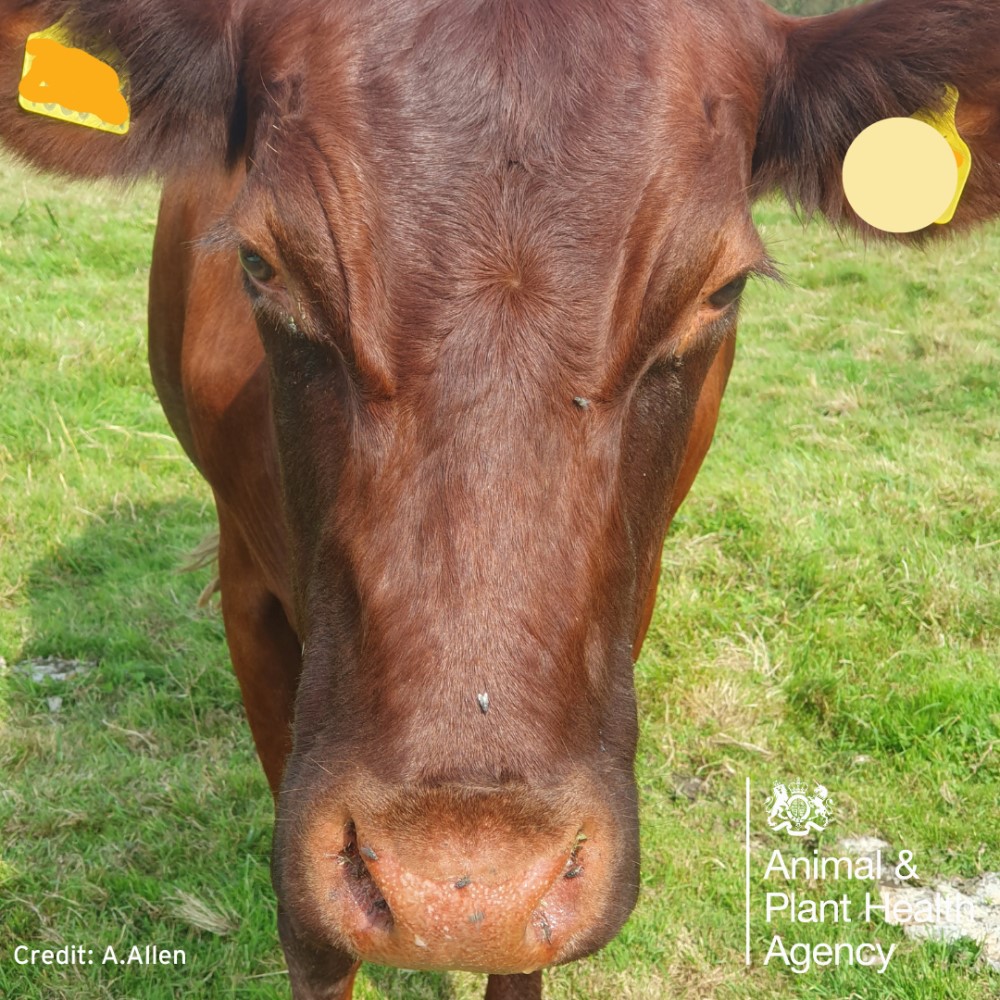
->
[355,0,661,161]
[347,6,745,224]
[249,0,763,195]
[235,0,767,374]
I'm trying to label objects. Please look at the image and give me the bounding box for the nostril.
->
[528,829,590,949]
[335,821,393,931]
[563,830,587,880]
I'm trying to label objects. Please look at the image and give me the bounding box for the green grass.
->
[0,154,997,1000]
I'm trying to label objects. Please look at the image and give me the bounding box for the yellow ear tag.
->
[911,85,971,225]
[842,84,971,232]
[18,22,129,135]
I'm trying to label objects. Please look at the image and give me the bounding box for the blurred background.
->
[771,0,862,13]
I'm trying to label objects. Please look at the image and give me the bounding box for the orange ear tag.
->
[18,22,129,135]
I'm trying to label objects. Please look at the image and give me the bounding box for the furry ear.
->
[751,0,1000,236]
[0,0,246,178]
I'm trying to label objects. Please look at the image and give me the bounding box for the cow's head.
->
[3,0,999,985]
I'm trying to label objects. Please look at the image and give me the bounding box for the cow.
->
[2,1,998,997]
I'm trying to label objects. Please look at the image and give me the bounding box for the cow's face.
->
[219,1,773,973]
[3,0,999,986]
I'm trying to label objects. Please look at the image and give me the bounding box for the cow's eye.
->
[707,273,748,309]
[238,246,276,283]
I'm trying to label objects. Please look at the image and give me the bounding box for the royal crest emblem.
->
[766,779,834,837]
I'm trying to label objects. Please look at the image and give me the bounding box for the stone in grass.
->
[837,836,909,885]
[671,773,709,801]
[839,835,1000,971]
[839,836,893,864]
[879,873,1000,971]
[11,656,96,683]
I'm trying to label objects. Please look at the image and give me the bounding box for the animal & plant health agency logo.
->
[743,776,974,976]
[765,779,834,837]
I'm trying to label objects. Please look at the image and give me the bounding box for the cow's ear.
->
[0,1,245,179]
[751,0,1000,237]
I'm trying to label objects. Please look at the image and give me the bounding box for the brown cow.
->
[2,1,999,997]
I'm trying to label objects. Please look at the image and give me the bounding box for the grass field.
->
[0,149,997,1000]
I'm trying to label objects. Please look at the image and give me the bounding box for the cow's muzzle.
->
[275,777,636,974]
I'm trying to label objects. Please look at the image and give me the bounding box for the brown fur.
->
[3,2,999,998]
